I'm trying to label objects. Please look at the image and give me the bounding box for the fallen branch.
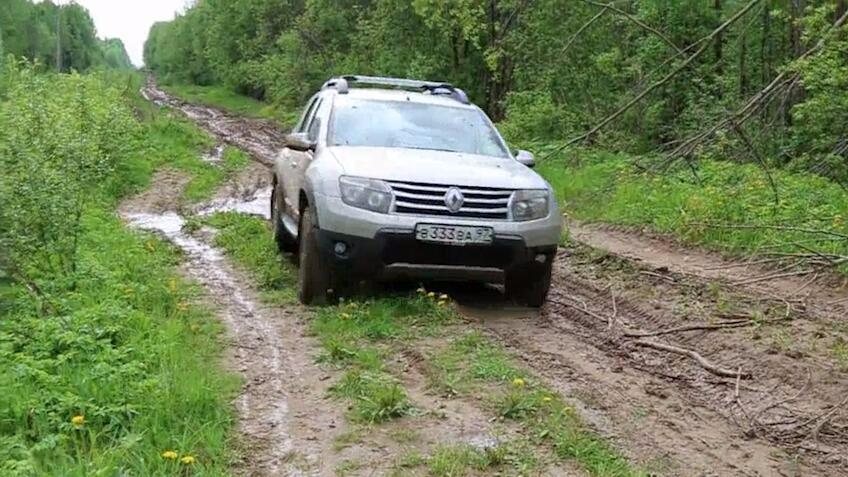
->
[669,9,848,159]
[624,319,749,338]
[633,339,752,378]
[560,3,611,57]
[546,0,760,156]
[578,0,682,53]
[732,269,816,286]
[625,316,791,338]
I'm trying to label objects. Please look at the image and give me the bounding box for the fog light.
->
[334,241,348,256]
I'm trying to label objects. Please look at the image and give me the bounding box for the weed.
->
[830,338,848,371]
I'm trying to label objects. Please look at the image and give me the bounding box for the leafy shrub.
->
[0,63,138,299]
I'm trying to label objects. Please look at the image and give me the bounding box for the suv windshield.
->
[329,98,509,158]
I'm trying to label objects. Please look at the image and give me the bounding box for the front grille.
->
[387,181,513,220]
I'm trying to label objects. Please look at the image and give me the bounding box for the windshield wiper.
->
[402,146,459,153]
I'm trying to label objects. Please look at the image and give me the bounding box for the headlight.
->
[339,176,392,214]
[511,189,549,221]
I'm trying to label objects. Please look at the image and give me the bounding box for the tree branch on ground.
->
[633,339,752,378]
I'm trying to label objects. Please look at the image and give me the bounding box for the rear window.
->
[329,98,509,158]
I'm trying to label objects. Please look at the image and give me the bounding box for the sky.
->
[53,0,190,66]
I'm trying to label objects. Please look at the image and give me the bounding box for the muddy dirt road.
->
[134,80,848,476]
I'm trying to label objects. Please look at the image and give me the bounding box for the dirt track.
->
[131,80,848,476]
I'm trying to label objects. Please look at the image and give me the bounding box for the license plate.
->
[415,224,494,245]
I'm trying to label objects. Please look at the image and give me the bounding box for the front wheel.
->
[505,261,553,308]
[297,205,332,305]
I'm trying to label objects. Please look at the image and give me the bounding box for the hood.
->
[326,146,547,190]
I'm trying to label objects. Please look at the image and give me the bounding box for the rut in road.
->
[139,79,848,476]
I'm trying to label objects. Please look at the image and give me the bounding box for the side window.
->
[306,99,324,142]
[295,95,319,133]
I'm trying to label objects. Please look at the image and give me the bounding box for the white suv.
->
[271,76,563,306]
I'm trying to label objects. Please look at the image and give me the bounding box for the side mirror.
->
[515,150,535,168]
[286,132,316,152]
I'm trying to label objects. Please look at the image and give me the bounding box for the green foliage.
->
[538,150,848,272]
[0,0,132,72]
[0,67,238,476]
[0,63,138,294]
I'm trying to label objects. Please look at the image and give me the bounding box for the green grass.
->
[536,148,848,273]
[162,83,296,127]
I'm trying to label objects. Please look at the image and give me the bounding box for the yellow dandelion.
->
[439,294,449,301]
[177,302,190,312]
[71,415,85,427]
[349,302,358,309]
[340,312,351,320]
[180,455,196,465]
[542,396,553,403]
[427,292,436,298]
[416,287,426,294]
[161,450,178,460]
[437,301,445,307]
[145,241,156,252]
[511,378,526,388]
[168,278,178,293]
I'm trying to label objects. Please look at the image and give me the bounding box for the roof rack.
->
[321,75,470,105]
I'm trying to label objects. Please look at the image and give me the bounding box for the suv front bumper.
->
[316,229,557,283]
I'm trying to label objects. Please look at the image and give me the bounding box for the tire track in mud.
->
[457,245,848,476]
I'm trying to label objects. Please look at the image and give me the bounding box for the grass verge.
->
[536,148,848,273]
[203,212,647,476]
[0,73,239,476]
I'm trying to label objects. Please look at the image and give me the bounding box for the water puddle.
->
[123,209,302,475]
[202,144,225,163]
[198,186,272,219]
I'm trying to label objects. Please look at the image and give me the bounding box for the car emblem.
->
[444,187,464,213]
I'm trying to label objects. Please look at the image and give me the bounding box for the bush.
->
[0,63,138,299]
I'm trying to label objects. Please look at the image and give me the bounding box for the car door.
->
[278,95,319,218]
[290,98,329,211]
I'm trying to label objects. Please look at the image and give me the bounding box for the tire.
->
[271,182,297,253]
[505,261,553,308]
[297,205,332,305]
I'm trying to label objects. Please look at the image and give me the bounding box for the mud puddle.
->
[202,144,225,163]
[199,186,272,219]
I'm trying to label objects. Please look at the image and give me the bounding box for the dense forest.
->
[144,0,848,184]
[0,0,132,71]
